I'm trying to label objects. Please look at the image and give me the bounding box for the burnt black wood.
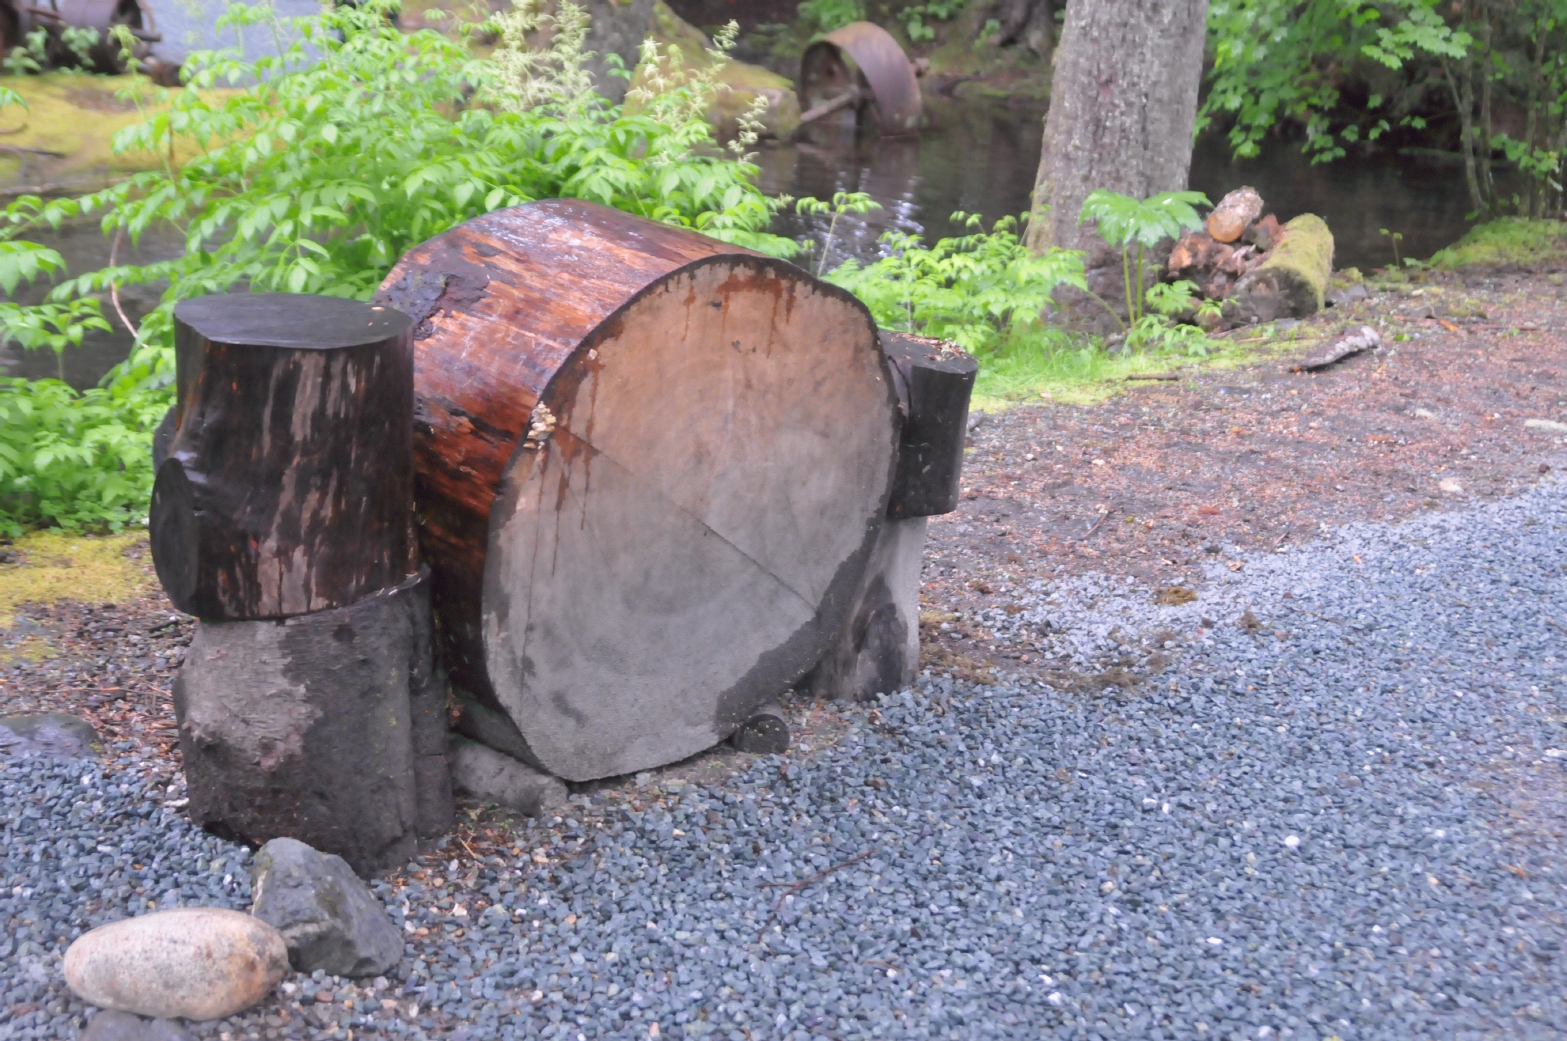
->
[174,573,445,877]
[150,293,416,621]
[880,332,978,519]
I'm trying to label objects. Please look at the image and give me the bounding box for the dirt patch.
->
[919,266,1567,679]
[60,86,138,113]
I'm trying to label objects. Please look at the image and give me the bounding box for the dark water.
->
[6,98,1486,388]
[758,97,1486,274]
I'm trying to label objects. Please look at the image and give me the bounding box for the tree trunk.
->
[377,199,901,783]
[1024,0,1210,264]
[174,574,450,878]
[150,294,415,621]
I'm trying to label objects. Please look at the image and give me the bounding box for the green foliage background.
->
[0,0,799,535]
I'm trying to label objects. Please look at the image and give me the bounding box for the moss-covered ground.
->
[0,531,152,630]
[1428,217,1567,270]
[0,72,228,189]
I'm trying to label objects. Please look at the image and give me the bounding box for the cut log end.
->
[729,703,791,755]
[381,201,900,783]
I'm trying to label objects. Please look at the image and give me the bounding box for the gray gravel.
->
[5,477,1567,1040]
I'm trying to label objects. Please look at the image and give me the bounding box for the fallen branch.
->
[1076,506,1112,542]
[1290,325,1381,373]
[1125,373,1179,381]
[758,848,877,938]
[0,144,66,158]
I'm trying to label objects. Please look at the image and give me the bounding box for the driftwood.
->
[377,199,902,782]
[1290,325,1382,373]
[150,294,415,621]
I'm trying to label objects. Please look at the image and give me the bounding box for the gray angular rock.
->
[449,737,568,817]
[249,837,403,978]
[81,1010,195,1041]
[0,712,101,759]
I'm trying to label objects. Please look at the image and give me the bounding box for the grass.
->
[1428,218,1567,269]
[969,325,1307,412]
[0,530,152,629]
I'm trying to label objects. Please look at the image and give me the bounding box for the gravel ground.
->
[4,474,1566,1039]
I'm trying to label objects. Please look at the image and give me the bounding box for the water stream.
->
[4,97,1483,389]
[762,97,1485,275]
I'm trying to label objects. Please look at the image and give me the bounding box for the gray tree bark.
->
[1024,0,1210,265]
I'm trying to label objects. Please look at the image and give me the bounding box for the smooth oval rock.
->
[64,908,288,1021]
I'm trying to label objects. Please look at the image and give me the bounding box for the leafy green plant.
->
[3,28,48,75]
[0,374,166,536]
[0,0,799,532]
[1379,227,1405,267]
[1127,280,1219,355]
[795,191,882,276]
[899,0,967,42]
[797,0,865,33]
[822,213,1086,356]
[1078,189,1209,324]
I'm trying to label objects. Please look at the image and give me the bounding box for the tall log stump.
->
[377,199,901,782]
[151,293,415,620]
[151,294,453,876]
[809,332,976,702]
[174,575,449,876]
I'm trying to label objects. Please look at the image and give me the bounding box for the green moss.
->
[0,531,153,628]
[0,72,236,188]
[1254,213,1334,309]
[1428,218,1567,269]
[633,2,802,138]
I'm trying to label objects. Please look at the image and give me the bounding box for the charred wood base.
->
[729,702,790,754]
[806,517,928,702]
[173,574,452,877]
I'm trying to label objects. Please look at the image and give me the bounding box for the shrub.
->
[0,0,793,531]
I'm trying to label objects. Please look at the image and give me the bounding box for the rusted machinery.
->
[798,21,923,135]
[1,0,159,72]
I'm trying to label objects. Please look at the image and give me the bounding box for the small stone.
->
[251,837,404,978]
[1439,478,1464,495]
[1284,834,1301,849]
[80,1010,195,1041]
[450,738,568,817]
[0,712,102,759]
[1524,418,1567,433]
[1413,408,1436,419]
[64,908,288,1021]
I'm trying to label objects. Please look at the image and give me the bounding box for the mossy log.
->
[1224,214,1335,327]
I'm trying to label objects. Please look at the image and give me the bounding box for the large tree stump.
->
[376,199,901,782]
[150,294,414,621]
[174,574,449,877]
